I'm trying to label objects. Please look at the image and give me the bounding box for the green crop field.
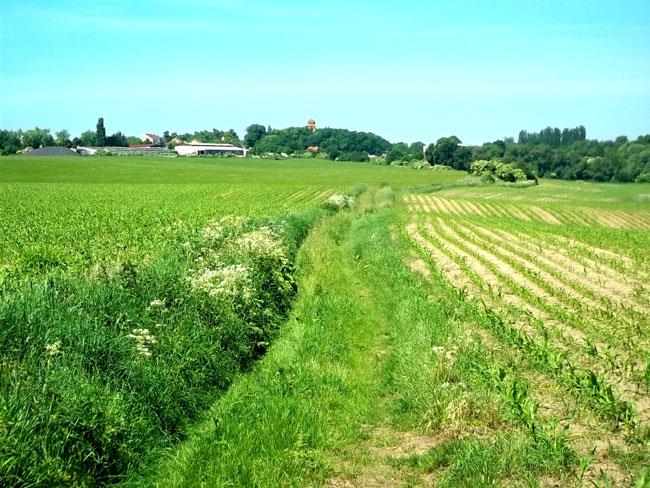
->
[402,181,650,486]
[0,157,461,282]
[1,157,648,487]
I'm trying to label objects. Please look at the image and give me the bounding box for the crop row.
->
[404,216,649,426]
[404,194,650,229]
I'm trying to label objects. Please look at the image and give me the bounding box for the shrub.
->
[323,193,355,211]
[470,159,527,183]
[336,151,369,162]
[470,159,496,176]
[635,172,650,183]
[481,173,496,183]
[389,159,432,169]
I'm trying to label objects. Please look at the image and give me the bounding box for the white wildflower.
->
[129,328,157,357]
[431,346,445,354]
[188,264,253,302]
[148,299,165,308]
[445,346,458,362]
[236,228,285,260]
[44,340,62,359]
[325,193,354,209]
[202,215,250,242]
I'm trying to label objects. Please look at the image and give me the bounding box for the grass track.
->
[128,189,609,487]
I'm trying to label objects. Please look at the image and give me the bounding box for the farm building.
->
[175,142,247,157]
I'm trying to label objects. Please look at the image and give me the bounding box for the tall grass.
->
[0,209,322,486]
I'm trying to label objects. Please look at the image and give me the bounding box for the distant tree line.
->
[517,126,586,147]
[2,119,649,183]
[382,136,473,171]
[163,128,242,147]
[0,118,130,154]
[471,126,650,183]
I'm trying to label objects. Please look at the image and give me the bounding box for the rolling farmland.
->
[1,157,648,486]
[0,157,460,282]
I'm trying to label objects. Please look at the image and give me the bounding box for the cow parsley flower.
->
[236,228,285,260]
[128,328,157,357]
[44,340,62,359]
[188,264,253,302]
[202,215,250,242]
[324,193,354,210]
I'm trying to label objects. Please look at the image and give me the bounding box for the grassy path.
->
[126,189,646,487]
[125,192,450,486]
[123,192,394,485]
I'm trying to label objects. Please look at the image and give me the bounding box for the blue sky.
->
[1,0,649,144]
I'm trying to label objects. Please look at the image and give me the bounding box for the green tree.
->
[243,124,267,149]
[255,126,391,156]
[95,117,106,147]
[22,128,54,148]
[0,129,22,155]
[79,130,97,146]
[106,132,128,147]
[452,146,472,170]
[431,136,461,167]
[55,130,72,147]
[408,142,425,161]
[386,142,409,163]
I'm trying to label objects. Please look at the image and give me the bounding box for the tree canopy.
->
[95,118,106,147]
[251,126,392,157]
[243,124,267,149]
[481,127,650,183]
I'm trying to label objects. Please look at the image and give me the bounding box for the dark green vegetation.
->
[477,127,650,183]
[249,126,391,160]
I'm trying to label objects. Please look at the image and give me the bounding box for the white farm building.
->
[175,142,247,157]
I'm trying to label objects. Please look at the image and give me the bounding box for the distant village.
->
[20,119,323,159]
[24,132,249,158]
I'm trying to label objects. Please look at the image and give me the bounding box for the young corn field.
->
[403,182,650,485]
